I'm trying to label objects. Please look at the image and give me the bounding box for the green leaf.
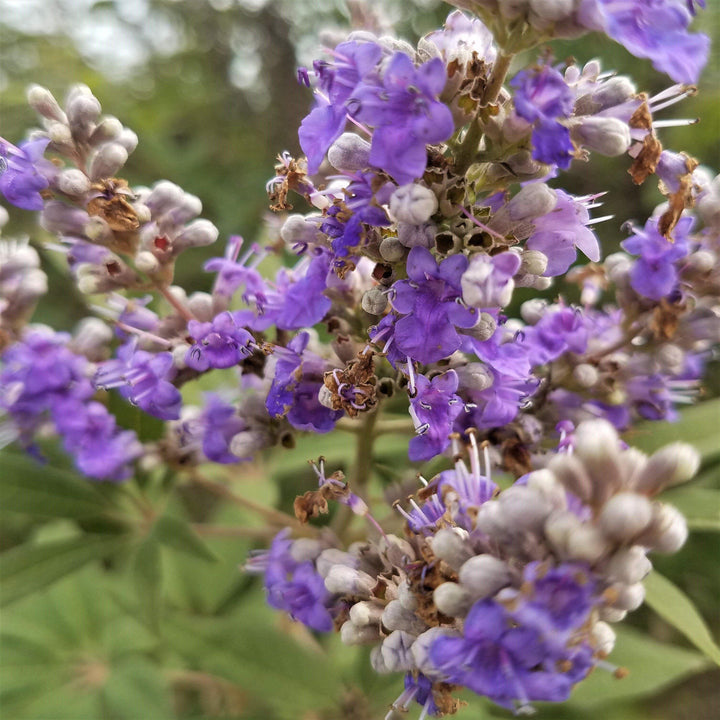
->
[153,514,216,562]
[628,399,720,463]
[644,570,720,666]
[101,657,173,720]
[0,451,113,519]
[566,625,709,708]
[0,534,128,607]
[133,539,162,630]
[659,486,720,532]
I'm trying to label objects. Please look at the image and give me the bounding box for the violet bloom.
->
[408,371,464,462]
[204,237,267,300]
[0,137,53,211]
[185,311,254,372]
[95,343,182,420]
[199,394,248,464]
[461,251,521,309]
[527,191,600,276]
[579,0,709,84]
[622,216,691,300]
[524,306,590,366]
[299,40,383,173]
[254,530,335,632]
[390,247,476,364]
[512,65,575,170]
[354,53,455,185]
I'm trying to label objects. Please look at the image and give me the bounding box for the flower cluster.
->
[0,1,716,716]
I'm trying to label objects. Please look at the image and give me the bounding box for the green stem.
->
[454,116,484,176]
[372,417,415,437]
[482,51,513,107]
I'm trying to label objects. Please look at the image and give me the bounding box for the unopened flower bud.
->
[498,485,553,533]
[638,503,688,553]
[349,601,384,627]
[66,91,102,138]
[458,555,511,598]
[135,251,160,274]
[370,645,390,674]
[600,492,653,543]
[634,443,700,495]
[116,129,139,154]
[379,236,406,262]
[381,631,415,672]
[316,549,358,578]
[592,621,617,655]
[566,524,608,564]
[508,183,557,222]
[88,117,124,146]
[327,133,371,172]
[527,469,567,510]
[412,627,459,677]
[592,76,636,110]
[289,538,324,563]
[56,168,91,197]
[228,430,265,459]
[604,546,652,585]
[281,214,321,246]
[47,121,73,147]
[397,221,436,248]
[84,216,114,245]
[609,582,645,611]
[173,220,219,252]
[187,292,215,322]
[599,606,627,623]
[572,117,631,156]
[70,317,112,360]
[573,363,599,388]
[27,85,67,123]
[430,528,473,570]
[389,184,438,225]
[398,581,418,612]
[520,298,548,325]
[520,249,549,276]
[529,0,573,21]
[544,510,581,555]
[361,287,388,315]
[433,582,473,617]
[382,600,426,635]
[41,202,90,236]
[89,143,128,181]
[172,343,191,369]
[340,619,381,645]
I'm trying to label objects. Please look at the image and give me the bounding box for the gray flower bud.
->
[591,621,616,655]
[458,555,511,598]
[228,430,266,459]
[135,251,160,274]
[370,645,391,674]
[637,503,688,553]
[527,469,567,511]
[604,546,652,585]
[340,619,382,645]
[379,236,406,262]
[412,627,460,677]
[327,133,371,172]
[325,565,376,597]
[27,85,67,123]
[281,214,322,246]
[84,216,114,245]
[48,121,73,147]
[520,250,549,276]
[398,581,418,612]
[361,288,388,315]
[289,538,324,563]
[56,168,91,197]
[172,220,219,252]
[566,524,608,564]
[498,485,553,533]
[572,117,631,156]
[116,129,139,154]
[573,363,599,388]
[433,582,473,617]
[599,492,653,543]
[70,317,112,360]
[66,91,102,139]
[88,117,124,146]
[455,362,493,392]
[187,292,215,322]
[633,443,700,495]
[381,631,416,672]
[430,528,473,571]
[316,548,357,578]
[89,143,129,181]
[464,312,497,341]
[599,606,627,623]
[609,582,645,611]
[592,76,636,110]
[544,509,581,555]
[397,221,436,248]
[349,600,385,627]
[389,184,438,225]
[41,202,90,236]
[520,298,548,325]
[529,0,573,21]
[507,183,557,222]
[382,600,427,635]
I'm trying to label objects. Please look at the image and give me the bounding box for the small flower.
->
[185,311,254,372]
[0,137,54,211]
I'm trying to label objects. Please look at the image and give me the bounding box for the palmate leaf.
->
[643,570,720,666]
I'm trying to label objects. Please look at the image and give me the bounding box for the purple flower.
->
[199,394,248,464]
[186,311,254,372]
[204,237,267,300]
[254,530,335,632]
[95,343,182,420]
[512,65,575,170]
[527,191,600,276]
[391,247,476,364]
[461,251,521,309]
[0,137,53,211]
[579,0,709,84]
[354,53,455,184]
[525,306,590,365]
[622,216,691,300]
[408,371,464,461]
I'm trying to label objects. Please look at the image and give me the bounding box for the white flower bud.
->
[116,129,139,154]
[389,184,438,225]
[341,619,381,645]
[638,503,688,553]
[592,76,636,109]
[572,117,631,156]
[458,555,511,598]
[27,85,67,123]
[566,524,608,564]
[186,292,215,322]
[609,582,645,611]
[84,216,114,245]
[604,546,652,585]
[280,214,321,246]
[316,548,357,578]
[633,443,700,495]
[56,168,91,197]
[361,288,388,315]
[526,469,567,511]
[228,430,265,459]
[289,538,324,563]
[433,582,473,617]
[464,312,497,341]
[47,121,73,146]
[349,601,384,627]
[327,133,371,172]
[172,343,191,369]
[599,492,653,543]
[370,645,390,674]
[66,92,102,137]
[544,509,581,555]
[89,143,129,181]
[498,485,553,533]
[379,236,406,262]
[398,581,418,612]
[381,631,416,672]
[520,298,548,324]
[520,249,548,276]
[412,627,459,677]
[591,621,616,655]
[173,220,219,252]
[430,528,473,571]
[508,183,557,222]
[573,363,599,388]
[599,606,627,623]
[89,116,124,146]
[382,600,426,635]
[325,565,376,597]
[134,251,160,274]
[529,0,573,21]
